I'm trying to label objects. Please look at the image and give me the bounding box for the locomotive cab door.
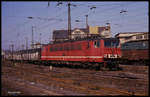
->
[88,39,103,62]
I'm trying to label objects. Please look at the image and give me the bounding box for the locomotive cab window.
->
[59,45,62,51]
[87,42,90,48]
[104,39,119,48]
[42,47,45,51]
[50,47,53,51]
[46,48,48,52]
[77,44,81,50]
[94,40,100,48]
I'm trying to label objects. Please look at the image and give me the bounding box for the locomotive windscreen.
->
[104,39,119,48]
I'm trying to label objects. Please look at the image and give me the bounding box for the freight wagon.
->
[7,48,41,63]
[120,40,149,65]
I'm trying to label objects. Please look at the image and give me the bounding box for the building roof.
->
[49,36,118,45]
[53,28,88,40]
[117,32,148,34]
[53,26,111,40]
[73,28,89,33]
[53,30,72,39]
[98,27,106,34]
[115,32,148,37]
[32,42,43,45]
[98,26,110,34]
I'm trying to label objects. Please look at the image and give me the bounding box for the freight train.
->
[5,37,121,70]
[5,37,148,70]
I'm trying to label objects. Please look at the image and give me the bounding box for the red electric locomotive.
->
[41,37,121,70]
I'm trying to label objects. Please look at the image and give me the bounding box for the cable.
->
[36,4,77,32]
[88,2,148,25]
[6,19,32,33]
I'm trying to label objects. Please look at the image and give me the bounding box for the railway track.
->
[2,74,132,96]
[2,61,148,95]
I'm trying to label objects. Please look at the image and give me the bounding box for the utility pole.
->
[12,44,14,60]
[17,32,20,50]
[22,44,24,50]
[32,26,34,48]
[25,37,28,50]
[9,44,11,59]
[25,37,29,60]
[55,2,75,40]
[68,2,71,40]
[10,41,14,61]
[85,15,89,37]
[39,33,41,44]
[85,15,88,28]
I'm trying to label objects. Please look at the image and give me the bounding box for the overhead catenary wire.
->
[6,1,132,34]
[6,2,68,35]
[3,2,148,50]
[70,2,133,27]
[35,4,77,32]
[6,19,32,33]
[38,1,148,37]
[8,4,69,48]
[88,2,147,26]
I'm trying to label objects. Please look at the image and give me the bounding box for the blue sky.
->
[2,1,148,50]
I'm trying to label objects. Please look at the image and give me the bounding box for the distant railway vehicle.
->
[7,48,41,62]
[120,40,149,65]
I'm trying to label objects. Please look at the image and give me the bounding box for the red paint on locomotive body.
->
[41,38,121,63]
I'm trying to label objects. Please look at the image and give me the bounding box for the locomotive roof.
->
[45,36,119,46]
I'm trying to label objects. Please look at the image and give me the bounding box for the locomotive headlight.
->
[104,54,108,58]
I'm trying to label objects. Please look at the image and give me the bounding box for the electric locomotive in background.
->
[120,39,149,65]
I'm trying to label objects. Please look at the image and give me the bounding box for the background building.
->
[71,28,89,39]
[53,30,72,42]
[52,24,112,42]
[31,42,43,49]
[115,32,149,44]
[89,24,111,38]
